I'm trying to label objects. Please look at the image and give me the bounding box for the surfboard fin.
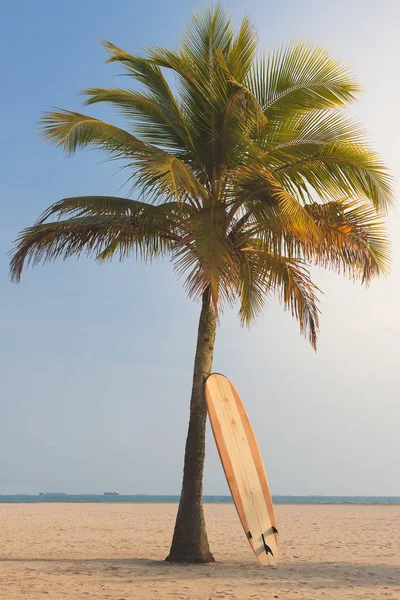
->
[261,533,274,556]
[272,526,278,534]
[247,531,252,539]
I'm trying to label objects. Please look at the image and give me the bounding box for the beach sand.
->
[0,503,399,599]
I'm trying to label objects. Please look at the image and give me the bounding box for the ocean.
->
[0,495,399,504]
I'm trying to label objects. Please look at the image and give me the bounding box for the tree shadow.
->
[0,557,159,566]
[1,556,399,589]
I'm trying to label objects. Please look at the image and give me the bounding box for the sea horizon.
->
[0,494,399,505]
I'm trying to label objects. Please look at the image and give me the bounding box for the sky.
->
[1,0,399,496]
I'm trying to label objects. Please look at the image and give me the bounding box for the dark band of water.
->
[0,495,399,504]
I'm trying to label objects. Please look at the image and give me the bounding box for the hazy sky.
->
[1,0,399,496]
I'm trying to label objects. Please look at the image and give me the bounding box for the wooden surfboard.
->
[205,373,278,566]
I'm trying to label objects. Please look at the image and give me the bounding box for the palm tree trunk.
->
[166,288,216,563]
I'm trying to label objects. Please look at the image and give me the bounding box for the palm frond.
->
[39,109,147,156]
[173,205,239,312]
[304,200,390,282]
[10,213,176,283]
[180,5,234,67]
[273,140,393,211]
[148,9,259,183]
[225,15,258,83]
[82,88,186,151]
[260,108,365,154]
[240,243,320,348]
[39,111,208,207]
[247,42,360,118]
[231,166,319,239]
[102,39,177,107]
[35,195,188,225]
[236,248,267,324]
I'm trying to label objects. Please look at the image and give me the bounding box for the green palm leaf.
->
[40,111,208,206]
[82,88,187,151]
[247,41,360,118]
[273,140,393,211]
[40,109,147,156]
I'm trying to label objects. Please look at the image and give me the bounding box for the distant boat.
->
[104,491,120,496]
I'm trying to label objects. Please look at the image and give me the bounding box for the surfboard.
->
[205,373,278,566]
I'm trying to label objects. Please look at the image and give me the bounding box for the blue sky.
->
[1,0,399,496]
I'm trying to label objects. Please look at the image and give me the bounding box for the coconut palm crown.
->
[10,6,392,563]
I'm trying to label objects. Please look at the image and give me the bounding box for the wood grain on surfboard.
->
[205,373,278,566]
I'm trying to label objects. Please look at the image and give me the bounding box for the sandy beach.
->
[0,502,399,599]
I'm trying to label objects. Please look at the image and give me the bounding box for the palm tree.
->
[10,6,392,563]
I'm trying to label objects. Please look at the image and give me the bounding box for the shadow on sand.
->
[1,556,399,589]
